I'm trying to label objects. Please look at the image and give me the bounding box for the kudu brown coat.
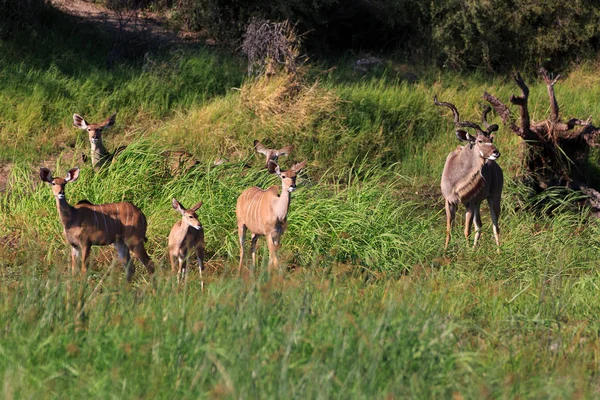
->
[236,160,307,273]
[40,167,155,281]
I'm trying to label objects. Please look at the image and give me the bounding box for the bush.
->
[0,0,49,37]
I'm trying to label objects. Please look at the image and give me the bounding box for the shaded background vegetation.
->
[28,0,600,72]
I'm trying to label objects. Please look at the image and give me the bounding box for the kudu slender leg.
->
[488,198,501,248]
[472,205,483,247]
[464,204,474,242]
[266,232,280,273]
[250,233,259,271]
[169,255,178,274]
[80,244,91,276]
[196,246,204,291]
[238,224,247,274]
[444,201,457,250]
[114,239,132,276]
[130,242,154,275]
[70,246,80,277]
[177,257,187,284]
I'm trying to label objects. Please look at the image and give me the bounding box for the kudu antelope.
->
[236,160,307,273]
[254,140,294,169]
[73,112,122,168]
[168,198,205,284]
[40,167,155,281]
[435,96,504,250]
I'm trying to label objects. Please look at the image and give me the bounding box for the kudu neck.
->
[91,140,107,165]
[274,180,293,219]
[55,195,75,224]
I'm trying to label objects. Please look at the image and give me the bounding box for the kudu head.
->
[268,160,307,192]
[172,198,203,230]
[255,140,295,169]
[40,167,80,200]
[434,96,500,161]
[73,113,116,148]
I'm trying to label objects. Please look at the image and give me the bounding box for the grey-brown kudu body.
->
[435,97,504,249]
[40,167,155,281]
[73,112,121,168]
[168,198,205,283]
[236,160,307,273]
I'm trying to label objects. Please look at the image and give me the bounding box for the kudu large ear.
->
[40,168,53,183]
[455,129,475,143]
[65,168,80,182]
[267,160,280,175]
[278,144,294,156]
[254,140,268,156]
[73,114,88,130]
[291,160,307,173]
[172,198,184,213]
[190,201,203,212]
[102,112,117,130]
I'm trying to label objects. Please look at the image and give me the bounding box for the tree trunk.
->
[483,68,600,213]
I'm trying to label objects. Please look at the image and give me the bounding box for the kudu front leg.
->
[250,233,259,271]
[237,224,247,274]
[80,244,91,277]
[177,256,187,284]
[266,232,281,273]
[444,201,457,250]
[464,205,474,243]
[472,206,483,247]
[70,246,80,277]
[114,239,133,278]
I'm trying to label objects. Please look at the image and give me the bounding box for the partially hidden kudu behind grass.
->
[254,140,294,169]
[168,198,205,285]
[40,167,155,281]
[73,112,122,168]
[236,160,307,273]
[435,96,504,250]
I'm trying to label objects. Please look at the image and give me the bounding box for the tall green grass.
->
[3,6,600,397]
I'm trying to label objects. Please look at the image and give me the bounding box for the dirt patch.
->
[0,163,13,192]
[50,0,200,47]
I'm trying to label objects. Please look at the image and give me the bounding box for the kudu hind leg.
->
[130,241,155,277]
[444,201,457,250]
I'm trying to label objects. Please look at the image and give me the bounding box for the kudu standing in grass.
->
[40,167,155,281]
[236,160,307,273]
[435,97,504,250]
[73,112,121,168]
[168,198,205,285]
[254,140,294,169]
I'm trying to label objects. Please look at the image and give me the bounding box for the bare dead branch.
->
[540,68,560,123]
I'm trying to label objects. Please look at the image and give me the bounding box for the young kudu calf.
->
[236,160,307,273]
[254,140,294,169]
[40,167,155,281]
[435,97,504,250]
[168,198,205,284]
[73,112,120,168]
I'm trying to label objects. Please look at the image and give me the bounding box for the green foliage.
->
[431,0,600,72]
[0,0,49,38]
